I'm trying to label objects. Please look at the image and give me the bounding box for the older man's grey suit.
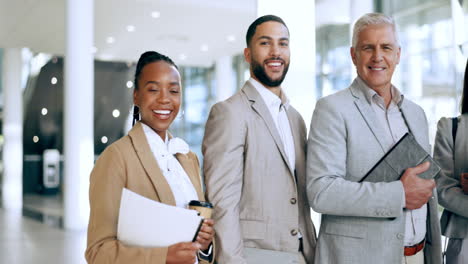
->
[306,79,442,264]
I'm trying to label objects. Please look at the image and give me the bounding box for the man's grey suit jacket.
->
[202,81,316,264]
[306,78,442,264]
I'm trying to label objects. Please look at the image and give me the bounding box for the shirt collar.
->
[248,77,290,110]
[355,76,404,108]
[141,122,169,153]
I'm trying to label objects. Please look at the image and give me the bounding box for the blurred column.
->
[256,0,316,126]
[256,0,320,228]
[349,0,374,36]
[215,56,236,102]
[349,0,374,80]
[1,48,23,211]
[64,0,94,230]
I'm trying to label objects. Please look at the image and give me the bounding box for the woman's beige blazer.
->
[85,122,213,264]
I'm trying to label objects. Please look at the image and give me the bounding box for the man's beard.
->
[251,57,289,87]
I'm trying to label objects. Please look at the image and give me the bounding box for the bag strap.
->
[452,117,458,159]
[452,117,458,145]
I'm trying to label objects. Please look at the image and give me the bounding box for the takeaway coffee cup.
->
[189,200,213,219]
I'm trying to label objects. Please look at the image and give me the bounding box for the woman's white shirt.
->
[141,123,198,209]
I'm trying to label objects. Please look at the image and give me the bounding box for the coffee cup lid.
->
[189,200,213,208]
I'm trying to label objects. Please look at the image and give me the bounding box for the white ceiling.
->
[0,0,256,67]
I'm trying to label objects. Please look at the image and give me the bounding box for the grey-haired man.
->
[306,13,442,264]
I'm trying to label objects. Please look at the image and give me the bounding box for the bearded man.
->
[202,14,317,264]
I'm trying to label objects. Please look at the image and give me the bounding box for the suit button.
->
[290,198,297,204]
[290,229,298,236]
[396,233,404,239]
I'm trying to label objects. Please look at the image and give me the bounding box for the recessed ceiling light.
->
[151,11,160,18]
[101,136,108,144]
[227,35,236,42]
[126,81,133,88]
[201,44,209,52]
[41,108,48,116]
[106,37,115,44]
[126,25,135,32]
[33,136,39,143]
[179,54,187,61]
[112,109,120,118]
[51,77,57,85]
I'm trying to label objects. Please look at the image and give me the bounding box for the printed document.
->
[117,188,202,247]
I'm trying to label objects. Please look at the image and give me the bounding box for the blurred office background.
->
[0,0,467,263]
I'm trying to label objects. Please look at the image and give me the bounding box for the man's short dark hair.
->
[245,15,289,47]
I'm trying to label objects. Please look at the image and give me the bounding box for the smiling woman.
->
[85,51,216,264]
[132,52,181,139]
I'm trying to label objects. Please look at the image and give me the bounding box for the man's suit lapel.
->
[286,108,301,179]
[401,100,441,253]
[176,153,204,201]
[128,122,176,206]
[399,101,428,151]
[350,80,393,152]
[242,82,295,175]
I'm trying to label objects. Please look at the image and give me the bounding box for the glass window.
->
[383,0,458,141]
[315,24,351,98]
[172,66,215,159]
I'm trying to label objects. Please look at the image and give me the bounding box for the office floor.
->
[0,194,87,264]
[0,194,448,264]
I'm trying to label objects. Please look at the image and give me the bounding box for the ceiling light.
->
[179,54,187,61]
[126,25,135,32]
[112,109,120,118]
[151,11,160,18]
[91,46,98,54]
[126,81,133,88]
[51,77,58,85]
[227,35,236,42]
[33,136,39,143]
[106,37,115,44]
[101,136,108,144]
[200,44,209,52]
[41,108,48,116]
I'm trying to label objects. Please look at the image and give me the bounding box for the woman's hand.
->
[166,242,200,264]
[196,219,215,251]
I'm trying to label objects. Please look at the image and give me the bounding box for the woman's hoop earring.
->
[132,105,140,116]
[132,105,140,126]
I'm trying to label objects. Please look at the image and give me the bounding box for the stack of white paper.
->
[117,188,203,247]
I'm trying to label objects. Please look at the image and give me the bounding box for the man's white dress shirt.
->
[249,78,296,170]
[358,77,427,247]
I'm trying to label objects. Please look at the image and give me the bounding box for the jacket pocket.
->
[324,222,366,239]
